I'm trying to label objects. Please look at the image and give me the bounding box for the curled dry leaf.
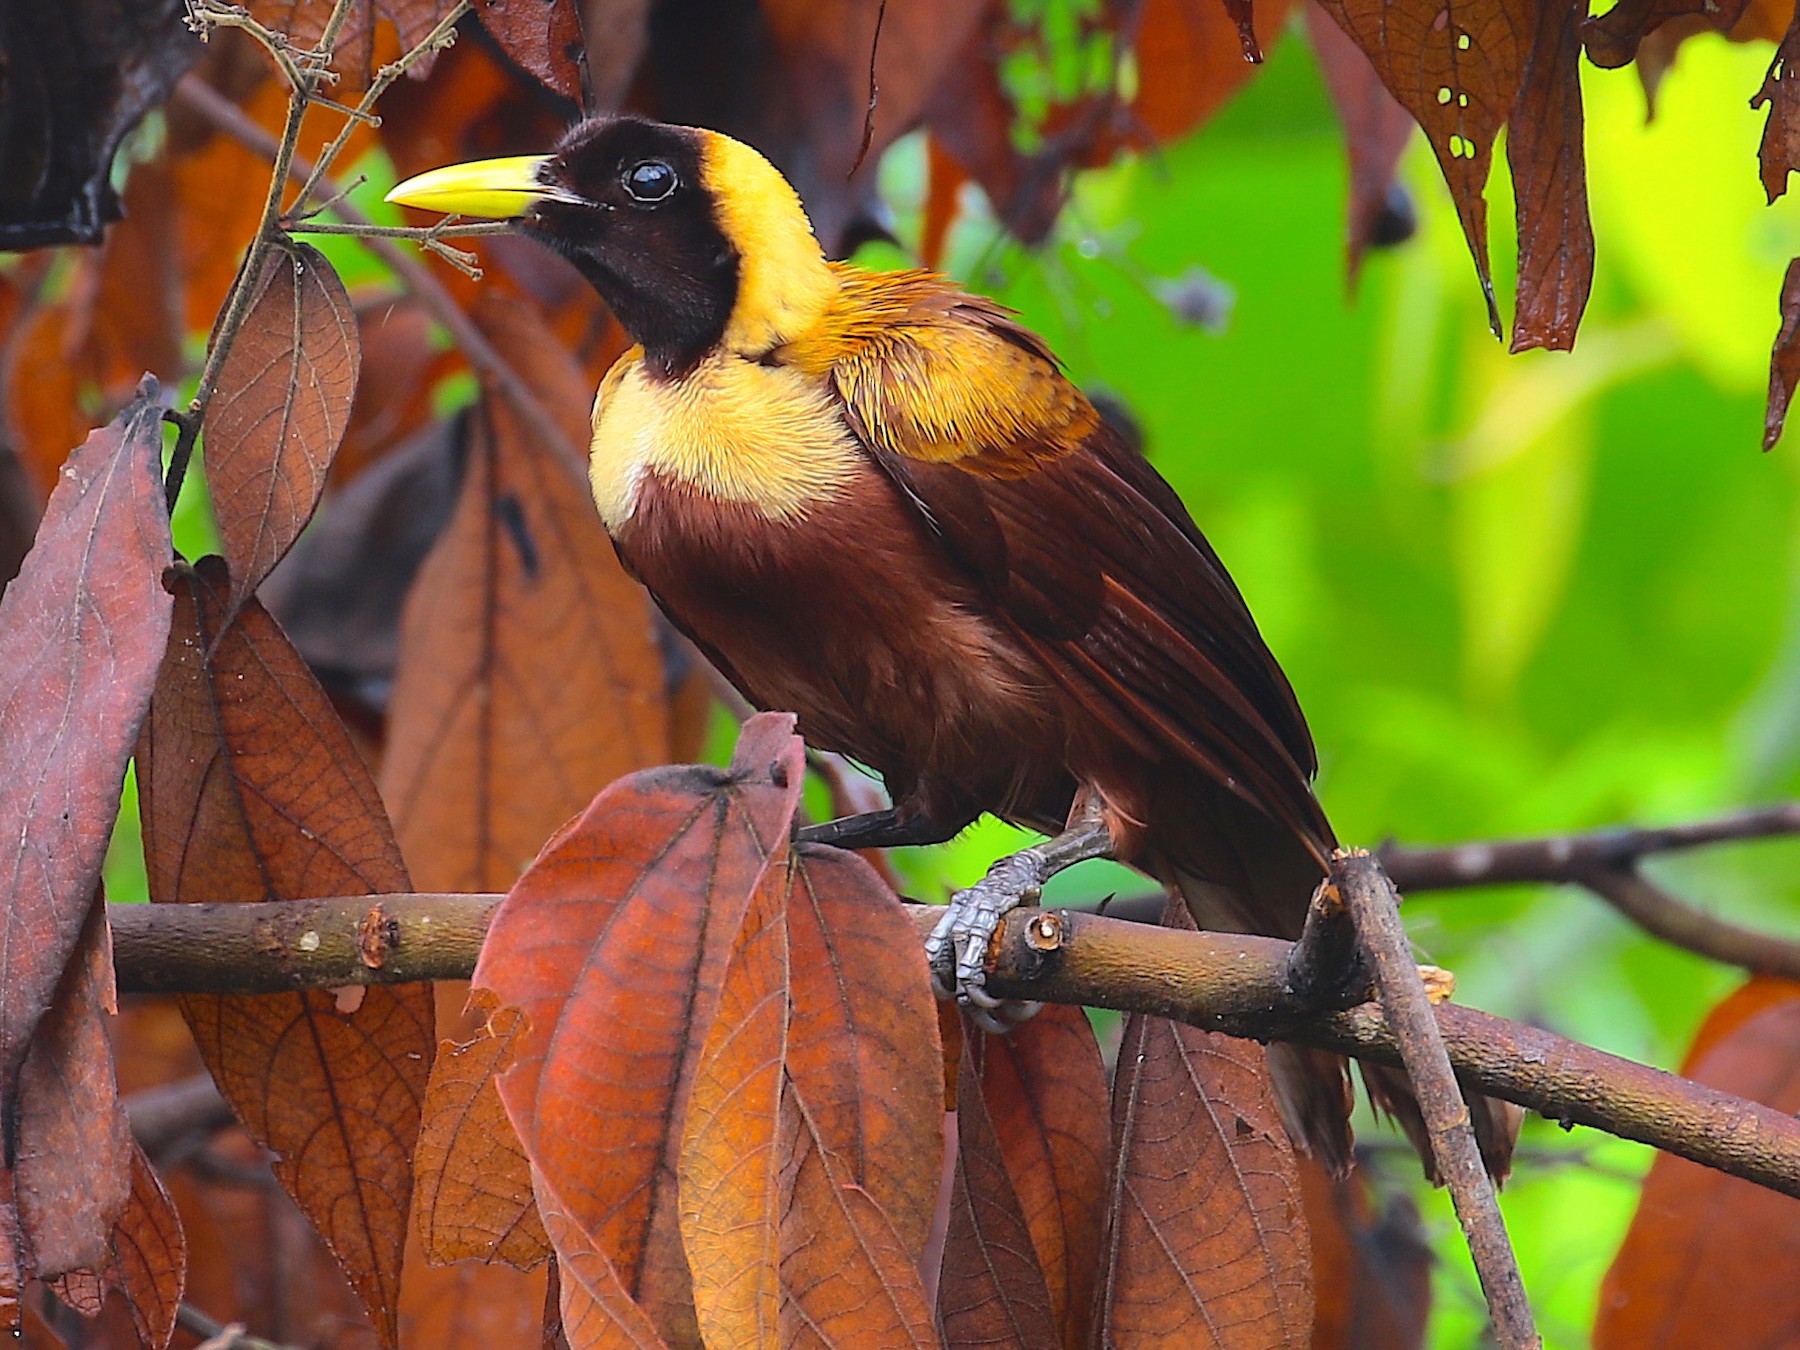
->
[1094,1009,1312,1347]
[473,713,805,1344]
[1595,977,1800,1348]
[474,0,588,103]
[381,297,668,894]
[974,1001,1111,1350]
[1311,0,1527,334]
[397,1241,551,1349]
[1304,4,1416,281]
[1756,13,1800,205]
[203,239,360,612]
[1581,0,1751,67]
[936,1017,1060,1349]
[0,379,171,1141]
[1766,258,1800,450]
[414,998,550,1269]
[137,557,434,1347]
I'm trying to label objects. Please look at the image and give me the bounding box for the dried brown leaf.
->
[1595,977,1800,1348]
[1756,11,1800,204]
[1767,258,1800,450]
[138,557,433,1347]
[475,0,587,101]
[1311,0,1529,334]
[473,713,805,1344]
[204,239,360,610]
[0,380,171,1116]
[536,1171,673,1350]
[936,1018,1059,1349]
[1129,0,1296,143]
[1304,3,1416,281]
[1507,0,1593,352]
[111,1143,189,1350]
[1093,1007,1311,1347]
[397,1233,551,1348]
[244,0,454,86]
[975,1002,1110,1350]
[380,297,668,894]
[1582,0,1751,66]
[414,999,550,1269]
[1301,1161,1431,1350]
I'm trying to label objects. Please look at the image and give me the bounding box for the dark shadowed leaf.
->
[11,904,133,1291]
[204,239,361,611]
[0,0,198,246]
[1301,1160,1431,1350]
[1094,1007,1311,1346]
[936,1017,1059,1349]
[1304,4,1417,281]
[137,557,434,1347]
[974,1001,1110,1350]
[475,0,588,102]
[1582,0,1750,67]
[1756,13,1800,204]
[1766,258,1800,450]
[1311,0,1528,334]
[1595,977,1800,1348]
[474,713,804,1344]
[1507,0,1593,352]
[380,298,668,893]
[0,380,171,1118]
[414,998,550,1269]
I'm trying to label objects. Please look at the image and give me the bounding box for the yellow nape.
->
[696,132,839,357]
[590,347,860,527]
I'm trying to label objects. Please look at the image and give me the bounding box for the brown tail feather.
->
[1362,1062,1522,1183]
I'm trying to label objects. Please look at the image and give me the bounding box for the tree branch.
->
[1333,849,1538,1349]
[106,895,1800,1203]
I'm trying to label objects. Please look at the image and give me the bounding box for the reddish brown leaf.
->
[784,844,944,1261]
[1129,0,1295,143]
[397,1237,551,1349]
[777,1080,940,1348]
[88,155,185,384]
[380,297,669,894]
[243,0,455,86]
[475,0,587,101]
[1311,0,1527,334]
[974,1002,1110,1350]
[1301,1161,1431,1350]
[1094,1000,1311,1346]
[474,713,805,1343]
[1,303,92,499]
[338,295,460,483]
[936,1018,1059,1349]
[204,239,360,610]
[1756,11,1800,204]
[1595,977,1800,1348]
[137,557,434,1346]
[0,380,171,1111]
[12,904,134,1288]
[1582,0,1750,66]
[536,1172,673,1350]
[414,999,550,1269]
[111,1144,188,1350]
[1766,258,1800,450]
[1304,3,1416,281]
[1507,0,1593,352]
[678,857,789,1349]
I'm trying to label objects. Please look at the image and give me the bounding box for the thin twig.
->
[104,895,1800,1203]
[1333,849,1539,1349]
[177,1303,301,1350]
[286,219,513,240]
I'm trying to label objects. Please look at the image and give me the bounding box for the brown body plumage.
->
[387,116,1515,1176]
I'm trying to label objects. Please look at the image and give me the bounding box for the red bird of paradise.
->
[388,115,1512,1174]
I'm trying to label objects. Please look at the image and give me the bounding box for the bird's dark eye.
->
[623,159,678,203]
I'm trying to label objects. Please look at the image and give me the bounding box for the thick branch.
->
[106,896,1800,1202]
[1334,850,1537,1349]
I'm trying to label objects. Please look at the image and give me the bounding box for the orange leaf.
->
[473,0,587,101]
[138,556,434,1347]
[936,1017,1060,1348]
[1583,0,1751,66]
[397,1237,551,1349]
[1300,1160,1431,1350]
[380,297,669,893]
[0,382,171,1132]
[1129,0,1295,143]
[204,239,360,611]
[1094,1011,1312,1346]
[414,999,550,1269]
[1595,977,1800,1348]
[536,1172,673,1350]
[474,713,805,1343]
[975,1002,1110,1350]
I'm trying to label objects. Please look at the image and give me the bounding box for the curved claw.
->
[921,848,1049,1031]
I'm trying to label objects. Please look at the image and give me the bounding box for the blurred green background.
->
[880,26,1800,1349]
[101,20,1800,1345]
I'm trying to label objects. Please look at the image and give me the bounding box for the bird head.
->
[386,116,836,377]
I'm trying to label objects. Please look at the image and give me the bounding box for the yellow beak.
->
[385,155,561,219]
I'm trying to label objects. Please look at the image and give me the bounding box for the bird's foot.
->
[925,847,1050,1031]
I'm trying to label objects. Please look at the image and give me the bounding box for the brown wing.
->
[821,271,1333,860]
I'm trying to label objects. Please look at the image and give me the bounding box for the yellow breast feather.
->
[589,345,862,528]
